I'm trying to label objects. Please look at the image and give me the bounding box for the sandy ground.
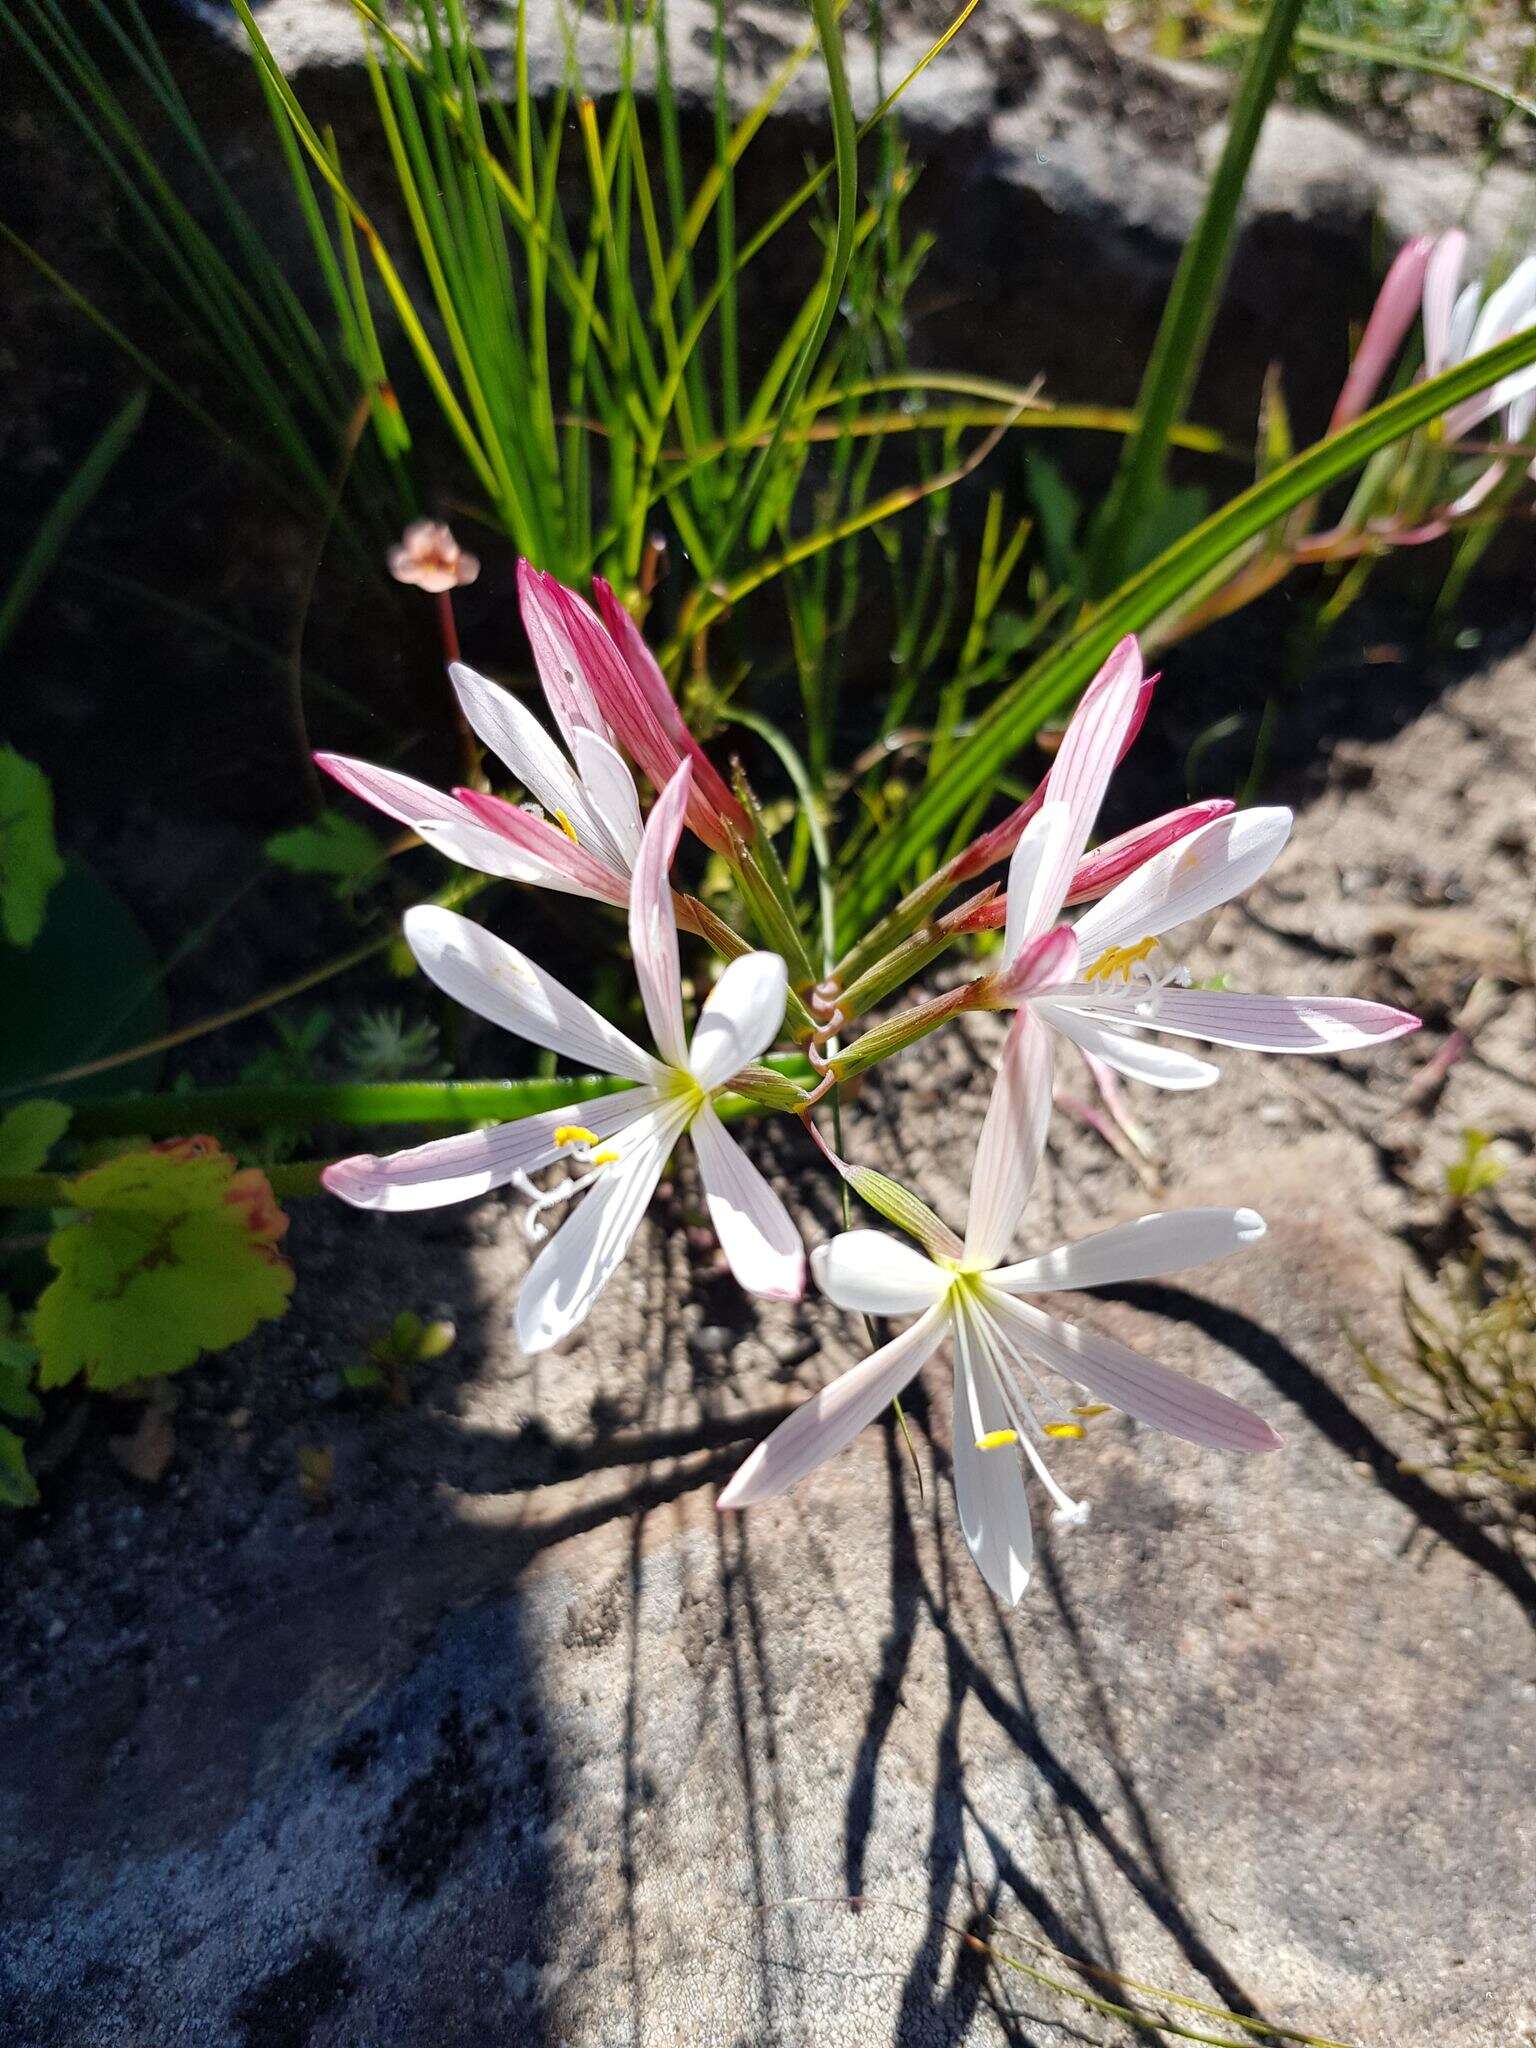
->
[2,632,1534,2046]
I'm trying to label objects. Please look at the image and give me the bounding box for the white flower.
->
[989,642,1418,1091]
[1420,230,1536,514]
[323,763,804,1351]
[720,1013,1278,1604]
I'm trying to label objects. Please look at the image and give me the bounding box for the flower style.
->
[979,639,1418,1089]
[323,763,804,1351]
[719,1013,1279,1603]
[387,519,480,593]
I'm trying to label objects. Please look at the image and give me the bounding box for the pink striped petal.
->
[592,577,748,842]
[1064,800,1236,906]
[315,753,467,833]
[1072,807,1292,959]
[1021,637,1146,929]
[951,644,1156,885]
[322,1087,652,1213]
[1067,986,1421,1054]
[516,558,611,754]
[717,1306,950,1509]
[629,760,692,1067]
[449,788,630,903]
[690,1103,805,1300]
[991,923,1080,1006]
[965,1008,1053,1267]
[988,1293,1282,1453]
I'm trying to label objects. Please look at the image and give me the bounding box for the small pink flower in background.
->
[323,764,804,1352]
[720,1011,1278,1604]
[387,519,481,594]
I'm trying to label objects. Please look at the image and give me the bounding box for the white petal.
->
[321,1087,653,1213]
[571,727,644,872]
[315,753,467,832]
[403,904,662,1084]
[690,1103,805,1300]
[1420,230,1465,374]
[717,1306,950,1508]
[950,1325,1034,1606]
[1024,636,1145,929]
[1071,808,1293,960]
[1042,1004,1221,1090]
[687,952,788,1092]
[1003,802,1072,960]
[965,1007,1053,1267]
[628,760,691,1067]
[1086,987,1421,1055]
[515,1097,689,1353]
[450,662,588,826]
[810,1230,949,1316]
[988,1293,1282,1452]
[993,1207,1266,1295]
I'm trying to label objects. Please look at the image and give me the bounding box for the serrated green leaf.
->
[0,747,66,948]
[0,1427,39,1510]
[34,1142,294,1391]
[0,1099,73,1176]
[265,811,380,888]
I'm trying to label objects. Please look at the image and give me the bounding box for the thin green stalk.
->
[0,388,145,654]
[698,0,860,584]
[1085,0,1306,597]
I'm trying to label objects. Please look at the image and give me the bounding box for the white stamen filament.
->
[511,1133,621,1243]
[967,1293,1090,1527]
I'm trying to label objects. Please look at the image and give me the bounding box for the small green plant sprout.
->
[1443,1126,1508,1206]
[337,1009,449,1082]
[1354,1257,1536,1500]
[345,1309,456,1408]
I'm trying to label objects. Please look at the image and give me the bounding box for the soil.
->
[2,623,1533,2045]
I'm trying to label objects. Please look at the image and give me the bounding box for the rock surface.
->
[3,633,1535,2045]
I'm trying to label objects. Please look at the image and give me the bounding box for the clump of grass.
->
[1355,1256,1536,1500]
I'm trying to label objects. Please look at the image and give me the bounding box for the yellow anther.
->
[552,808,580,845]
[1072,1404,1110,1419]
[975,1429,1019,1451]
[587,1146,621,1167]
[553,1124,600,1149]
[1084,935,1158,983]
[1044,1422,1086,1440]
